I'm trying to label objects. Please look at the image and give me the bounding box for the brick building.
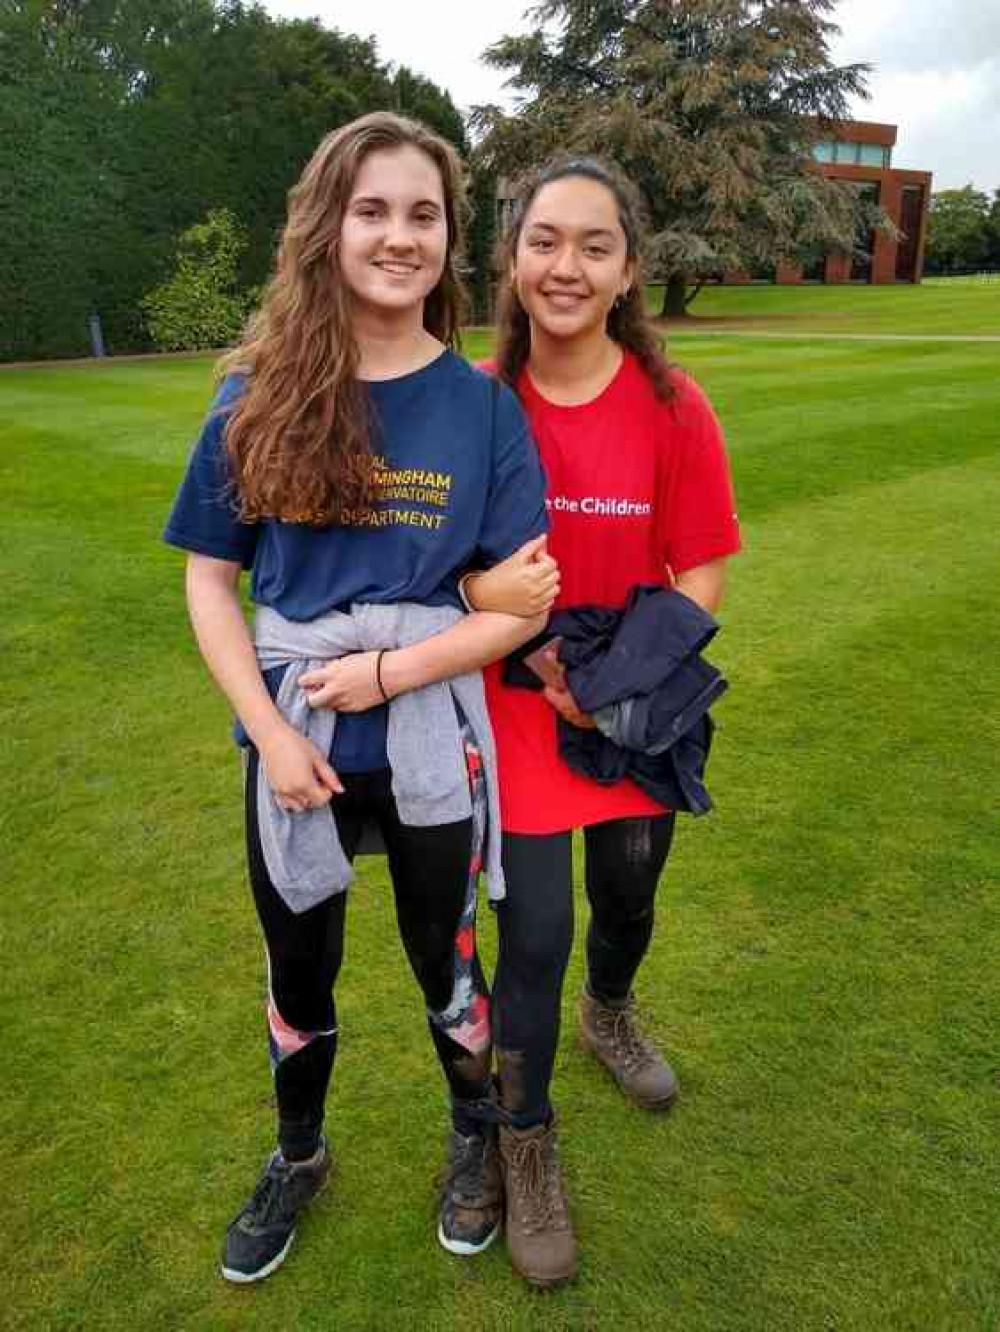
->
[775,120,933,285]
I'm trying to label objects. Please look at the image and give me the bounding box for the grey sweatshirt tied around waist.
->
[254,601,505,914]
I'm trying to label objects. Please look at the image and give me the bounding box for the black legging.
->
[245,750,491,1160]
[493,812,676,1126]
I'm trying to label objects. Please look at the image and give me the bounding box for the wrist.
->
[458,571,481,612]
[379,647,417,699]
[248,712,291,753]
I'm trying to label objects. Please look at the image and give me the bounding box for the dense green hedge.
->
[1,1,476,362]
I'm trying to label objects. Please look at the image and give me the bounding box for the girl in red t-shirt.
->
[463,159,740,1286]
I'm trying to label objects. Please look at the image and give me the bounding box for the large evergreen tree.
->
[473,0,880,314]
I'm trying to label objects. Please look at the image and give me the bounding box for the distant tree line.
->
[924,187,1000,275]
[1,0,471,361]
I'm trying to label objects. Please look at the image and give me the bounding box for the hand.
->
[465,536,560,616]
[258,723,343,813]
[543,675,597,730]
[300,652,387,713]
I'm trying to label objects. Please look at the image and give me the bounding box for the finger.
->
[517,535,548,562]
[542,685,570,714]
[278,796,305,813]
[315,758,344,795]
[305,686,337,710]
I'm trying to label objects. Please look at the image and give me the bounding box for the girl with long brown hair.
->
[164,112,550,1283]
[463,158,741,1287]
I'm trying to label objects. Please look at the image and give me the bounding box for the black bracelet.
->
[375,649,390,702]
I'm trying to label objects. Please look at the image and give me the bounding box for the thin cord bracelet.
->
[375,649,391,702]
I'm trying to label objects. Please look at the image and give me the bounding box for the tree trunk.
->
[660,273,688,317]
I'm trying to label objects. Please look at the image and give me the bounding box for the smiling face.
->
[512,175,635,344]
[338,144,448,321]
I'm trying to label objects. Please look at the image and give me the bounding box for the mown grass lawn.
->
[3,298,999,1330]
[646,278,1000,336]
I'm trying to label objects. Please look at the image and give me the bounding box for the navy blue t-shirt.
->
[164,350,548,770]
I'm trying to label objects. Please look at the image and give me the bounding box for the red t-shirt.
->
[483,352,741,834]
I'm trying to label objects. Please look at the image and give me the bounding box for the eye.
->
[584,245,609,257]
[528,237,554,252]
[414,211,440,226]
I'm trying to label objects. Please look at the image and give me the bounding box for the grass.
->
[4,286,999,1330]
[645,279,1000,335]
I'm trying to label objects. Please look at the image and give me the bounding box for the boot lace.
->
[243,1158,294,1227]
[509,1134,569,1235]
[600,1001,657,1074]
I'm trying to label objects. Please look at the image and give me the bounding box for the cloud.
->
[831,0,1000,76]
[830,0,1000,192]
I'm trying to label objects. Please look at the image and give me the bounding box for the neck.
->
[353,305,441,381]
[526,326,623,405]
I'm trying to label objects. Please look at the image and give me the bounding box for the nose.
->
[549,244,582,280]
[384,216,417,252]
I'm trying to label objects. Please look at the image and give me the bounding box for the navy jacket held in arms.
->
[503,585,728,815]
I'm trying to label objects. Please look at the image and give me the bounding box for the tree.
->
[987,190,1000,270]
[924,186,992,274]
[1,1,469,359]
[142,208,254,351]
[473,0,883,315]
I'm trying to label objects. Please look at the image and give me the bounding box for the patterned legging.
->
[244,728,491,1161]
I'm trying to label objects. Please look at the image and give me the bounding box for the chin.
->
[534,310,602,340]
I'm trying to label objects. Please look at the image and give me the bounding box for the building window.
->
[813,141,836,163]
[858,143,888,168]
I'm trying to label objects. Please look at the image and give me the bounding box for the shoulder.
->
[444,353,526,431]
[643,362,721,437]
[212,371,249,413]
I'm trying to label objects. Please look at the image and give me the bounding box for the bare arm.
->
[673,557,728,615]
[300,606,547,711]
[460,536,560,617]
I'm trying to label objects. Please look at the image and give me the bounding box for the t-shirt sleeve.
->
[162,375,259,569]
[659,373,741,576]
[474,381,549,566]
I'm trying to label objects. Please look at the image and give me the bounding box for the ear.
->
[623,257,637,297]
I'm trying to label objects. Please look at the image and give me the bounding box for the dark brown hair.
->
[495,158,674,401]
[219,112,468,525]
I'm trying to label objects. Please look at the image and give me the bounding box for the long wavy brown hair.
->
[220,112,468,525]
[495,158,674,402]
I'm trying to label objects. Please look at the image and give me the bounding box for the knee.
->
[499,899,573,982]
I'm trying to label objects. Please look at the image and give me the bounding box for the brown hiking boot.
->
[579,990,679,1111]
[499,1117,577,1288]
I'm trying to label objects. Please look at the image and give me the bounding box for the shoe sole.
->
[437,1218,501,1256]
[578,1032,679,1112]
[220,1230,295,1284]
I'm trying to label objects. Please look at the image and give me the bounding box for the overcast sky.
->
[262,0,999,195]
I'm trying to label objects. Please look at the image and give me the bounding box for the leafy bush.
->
[142,210,254,352]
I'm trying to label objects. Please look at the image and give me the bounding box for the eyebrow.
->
[351,195,443,211]
[525,222,617,240]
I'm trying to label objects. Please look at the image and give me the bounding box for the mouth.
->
[373,260,421,276]
[541,290,588,308]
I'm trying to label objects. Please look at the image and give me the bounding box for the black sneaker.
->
[437,1128,502,1256]
[220,1140,331,1283]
